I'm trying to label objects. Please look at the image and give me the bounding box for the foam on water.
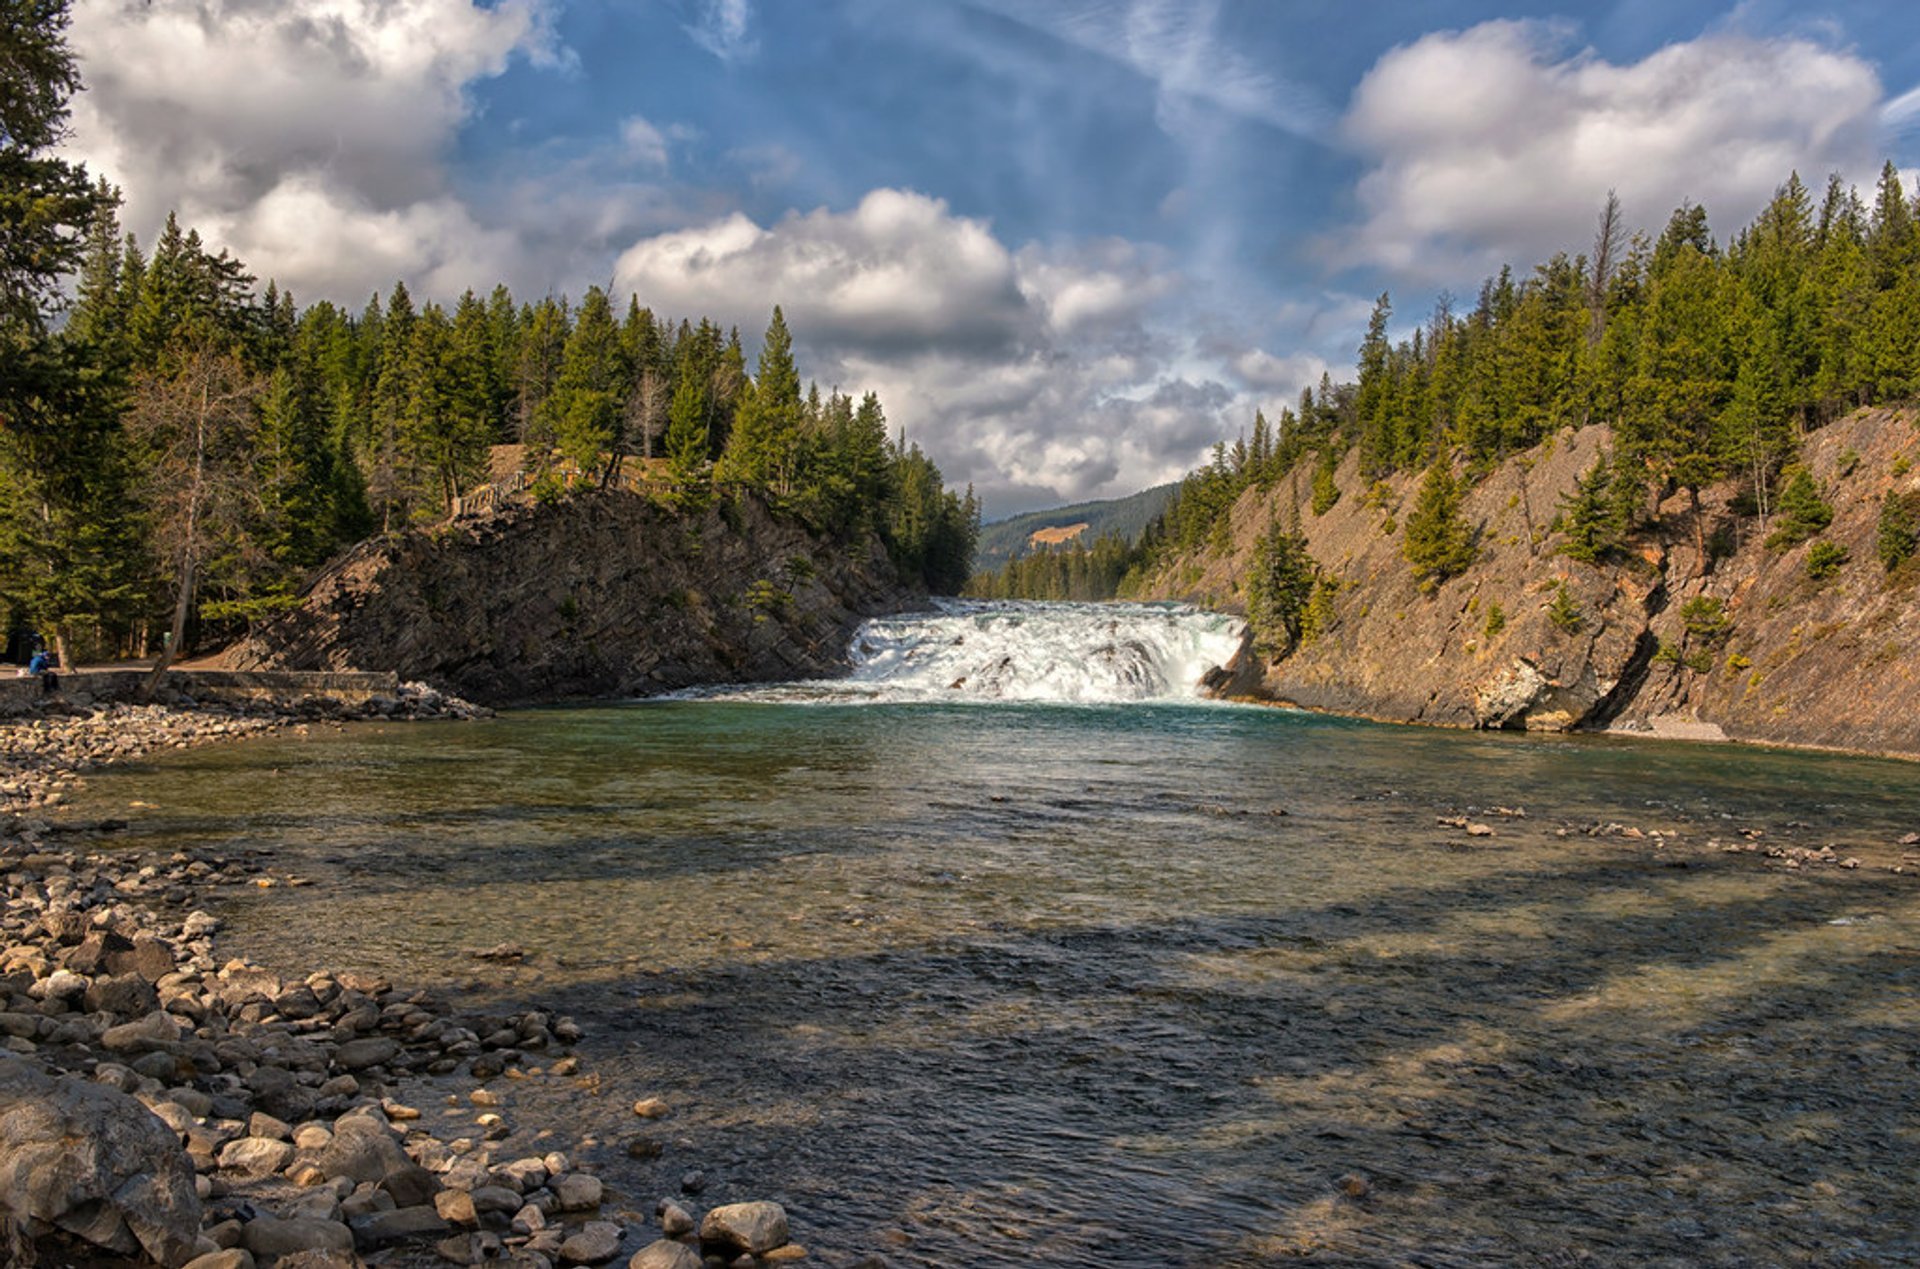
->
[709,599,1248,704]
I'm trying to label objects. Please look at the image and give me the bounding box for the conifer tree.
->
[1402,461,1476,587]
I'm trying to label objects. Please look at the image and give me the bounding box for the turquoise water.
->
[72,693,1920,1266]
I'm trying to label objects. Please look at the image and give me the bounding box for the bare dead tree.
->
[1588,190,1625,348]
[127,346,262,695]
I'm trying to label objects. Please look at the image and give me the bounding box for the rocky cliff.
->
[1144,408,1920,758]
[220,492,918,706]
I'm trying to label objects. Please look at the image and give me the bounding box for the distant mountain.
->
[975,484,1175,570]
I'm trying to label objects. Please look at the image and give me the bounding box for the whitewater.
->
[694,599,1248,704]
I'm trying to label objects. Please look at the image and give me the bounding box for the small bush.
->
[1310,456,1340,516]
[1679,595,1732,646]
[1765,467,1833,550]
[1837,447,1860,478]
[1546,582,1582,633]
[1483,602,1506,639]
[1878,491,1920,572]
[1805,540,1849,580]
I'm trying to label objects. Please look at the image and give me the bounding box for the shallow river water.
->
[69,603,1920,1266]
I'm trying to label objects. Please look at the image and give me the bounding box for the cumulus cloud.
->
[614,189,1265,512]
[1336,22,1885,279]
[63,0,560,298]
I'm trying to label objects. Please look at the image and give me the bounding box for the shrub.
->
[1483,602,1506,639]
[1310,455,1340,516]
[1247,524,1320,655]
[1805,540,1848,580]
[1765,467,1833,550]
[1402,463,1477,587]
[1679,595,1732,646]
[1878,491,1920,572]
[1545,582,1582,633]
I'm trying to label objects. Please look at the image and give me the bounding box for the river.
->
[70,601,1920,1266]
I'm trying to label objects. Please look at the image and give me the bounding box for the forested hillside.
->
[1123,166,1920,753]
[1140,167,1920,657]
[0,11,975,671]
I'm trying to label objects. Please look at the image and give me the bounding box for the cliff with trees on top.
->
[1130,173,1920,758]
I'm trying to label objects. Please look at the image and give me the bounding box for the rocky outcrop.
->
[0,1054,204,1265]
[219,491,919,707]
[1147,409,1920,758]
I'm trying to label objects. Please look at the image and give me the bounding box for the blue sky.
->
[61,0,1920,517]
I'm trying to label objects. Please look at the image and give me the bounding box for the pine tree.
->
[1402,461,1477,587]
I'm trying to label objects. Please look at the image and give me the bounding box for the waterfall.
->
[683,599,1243,705]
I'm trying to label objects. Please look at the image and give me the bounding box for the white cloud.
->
[613,189,1269,512]
[63,0,559,298]
[965,0,1331,140]
[620,116,670,168]
[1337,22,1885,280]
[687,0,755,63]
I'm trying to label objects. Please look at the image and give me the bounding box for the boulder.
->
[314,1113,411,1185]
[698,1202,789,1257]
[552,1172,603,1211]
[333,1037,400,1071]
[0,1055,203,1266]
[558,1220,623,1265]
[100,1009,185,1055]
[627,1241,701,1269]
[348,1204,450,1249]
[240,1213,355,1260]
[218,1136,295,1177]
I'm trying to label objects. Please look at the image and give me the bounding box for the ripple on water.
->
[65,690,1920,1268]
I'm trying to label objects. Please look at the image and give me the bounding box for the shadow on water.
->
[496,852,1919,1268]
[66,699,1920,1267]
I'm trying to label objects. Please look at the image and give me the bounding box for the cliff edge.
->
[219,492,918,706]
[1141,409,1920,758]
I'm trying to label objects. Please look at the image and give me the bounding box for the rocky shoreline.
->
[0,702,842,1269]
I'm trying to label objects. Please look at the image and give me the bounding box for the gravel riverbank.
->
[0,700,830,1269]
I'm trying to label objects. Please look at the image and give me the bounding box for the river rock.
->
[334,1036,400,1070]
[656,1201,694,1238]
[315,1112,412,1184]
[101,1009,184,1054]
[218,1136,296,1177]
[349,1204,450,1248]
[183,1251,256,1269]
[0,1054,203,1266]
[552,1172,603,1211]
[699,1202,789,1257]
[627,1241,701,1269]
[240,1214,355,1260]
[558,1220,623,1264]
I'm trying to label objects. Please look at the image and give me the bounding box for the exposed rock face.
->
[0,1053,204,1266]
[1147,410,1920,757]
[220,491,919,706]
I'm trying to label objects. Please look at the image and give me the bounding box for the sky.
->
[57,0,1920,519]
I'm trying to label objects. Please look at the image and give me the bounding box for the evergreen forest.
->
[1133,170,1920,617]
[0,6,976,668]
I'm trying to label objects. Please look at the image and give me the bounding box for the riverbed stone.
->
[699,1202,789,1257]
[218,1136,295,1177]
[335,1036,400,1070]
[627,1242,701,1269]
[240,1214,355,1260]
[656,1201,694,1238]
[558,1221,623,1265]
[349,1204,450,1248]
[182,1250,256,1269]
[0,1054,204,1267]
[552,1172,603,1211]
